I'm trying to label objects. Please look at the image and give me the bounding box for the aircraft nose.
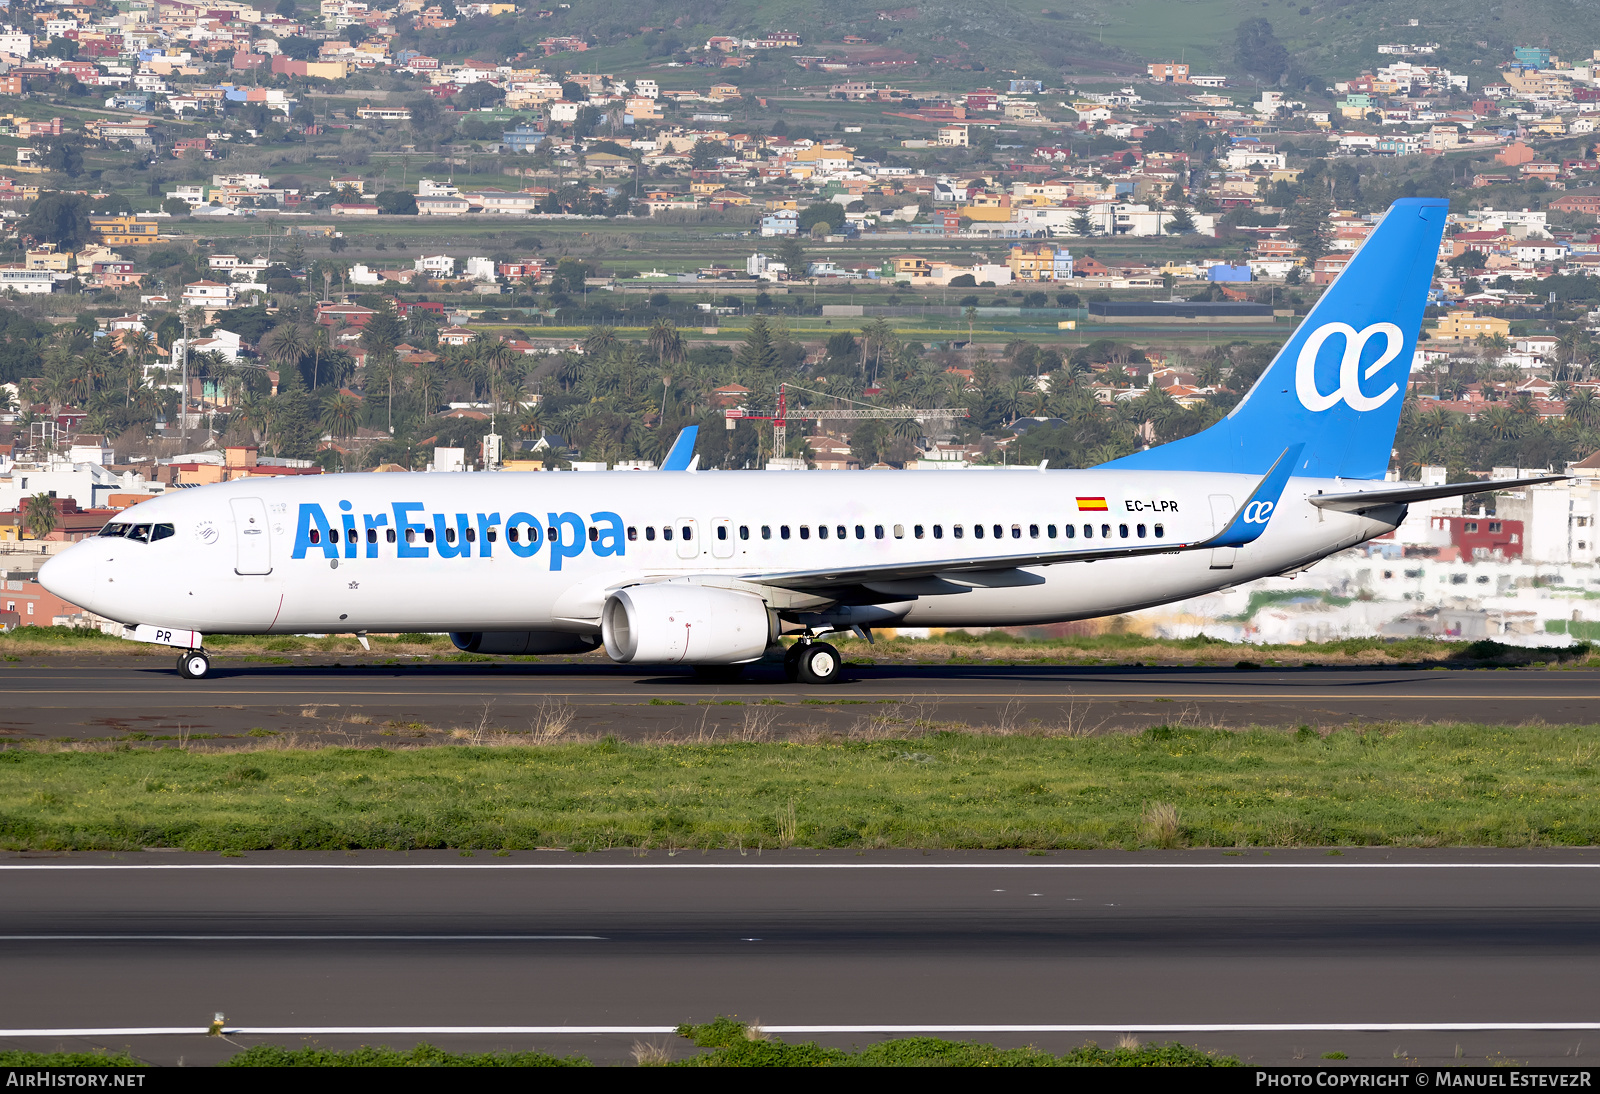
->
[39,546,102,615]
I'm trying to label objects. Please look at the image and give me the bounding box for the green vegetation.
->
[9,723,1600,851]
[669,1017,1237,1067]
[224,1043,587,1067]
[0,1051,143,1067]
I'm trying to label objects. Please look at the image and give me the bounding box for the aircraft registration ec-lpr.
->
[39,198,1563,683]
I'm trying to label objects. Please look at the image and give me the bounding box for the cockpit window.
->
[127,524,152,543]
[99,523,128,538]
[150,524,175,542]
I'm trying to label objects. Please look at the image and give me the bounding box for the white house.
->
[181,280,236,309]
[464,256,496,281]
[416,195,470,216]
[171,328,243,365]
[0,266,56,294]
[414,254,456,277]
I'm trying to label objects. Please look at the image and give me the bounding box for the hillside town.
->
[8,3,1600,641]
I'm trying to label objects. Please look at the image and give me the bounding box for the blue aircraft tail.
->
[1101,197,1447,481]
[661,426,698,471]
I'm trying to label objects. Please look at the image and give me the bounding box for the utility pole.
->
[178,310,190,453]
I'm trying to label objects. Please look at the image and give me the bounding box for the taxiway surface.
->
[2,656,1598,744]
[1,849,1598,1066]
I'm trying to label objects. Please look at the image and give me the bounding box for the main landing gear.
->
[784,639,842,685]
[176,648,211,680]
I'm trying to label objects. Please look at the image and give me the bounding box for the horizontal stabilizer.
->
[1309,474,1568,514]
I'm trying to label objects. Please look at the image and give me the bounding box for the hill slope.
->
[508,0,1600,84]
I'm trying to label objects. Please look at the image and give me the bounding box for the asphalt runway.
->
[3,655,1600,744]
[3,850,1600,1066]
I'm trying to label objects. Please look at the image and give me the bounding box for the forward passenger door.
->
[230,497,272,575]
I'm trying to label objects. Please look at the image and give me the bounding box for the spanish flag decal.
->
[1076,497,1109,511]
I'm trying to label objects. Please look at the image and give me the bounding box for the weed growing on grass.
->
[1140,802,1182,848]
[632,1041,673,1066]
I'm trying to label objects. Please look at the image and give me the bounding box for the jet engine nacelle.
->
[602,583,773,665]
[449,631,601,655]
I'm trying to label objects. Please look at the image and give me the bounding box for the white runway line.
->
[0,935,604,941]
[4,861,1600,871]
[7,1023,1600,1038]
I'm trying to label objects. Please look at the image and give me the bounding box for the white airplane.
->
[40,198,1562,683]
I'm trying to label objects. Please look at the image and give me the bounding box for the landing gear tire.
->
[176,649,211,680]
[795,641,842,685]
[783,642,805,683]
[692,664,744,682]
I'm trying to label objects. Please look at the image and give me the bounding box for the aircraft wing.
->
[660,426,699,471]
[1309,474,1568,514]
[742,445,1303,594]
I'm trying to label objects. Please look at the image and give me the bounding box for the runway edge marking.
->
[7,862,1600,871]
[7,1023,1600,1037]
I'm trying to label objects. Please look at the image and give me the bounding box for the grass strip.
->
[6,723,1600,850]
[667,1018,1238,1067]
[214,1024,1236,1066]
[0,624,1590,669]
[223,1044,587,1067]
[0,1052,143,1067]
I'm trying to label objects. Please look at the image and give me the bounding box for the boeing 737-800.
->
[37,198,1562,683]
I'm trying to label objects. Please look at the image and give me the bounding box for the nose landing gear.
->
[784,639,842,685]
[176,649,211,680]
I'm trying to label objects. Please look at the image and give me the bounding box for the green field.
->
[7,721,1600,851]
[0,1025,1237,1067]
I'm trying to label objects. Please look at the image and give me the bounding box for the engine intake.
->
[450,631,601,655]
[602,584,773,665]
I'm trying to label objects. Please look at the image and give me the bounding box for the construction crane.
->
[723,382,966,460]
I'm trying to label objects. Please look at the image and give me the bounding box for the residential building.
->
[414,254,456,277]
[0,266,56,293]
[181,280,236,310]
[1428,310,1513,342]
[1147,61,1190,83]
[416,195,470,215]
[1007,244,1075,282]
[761,209,799,236]
[90,215,161,246]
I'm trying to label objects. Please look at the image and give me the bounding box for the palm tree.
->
[472,335,517,419]
[1566,388,1600,429]
[320,391,361,438]
[119,330,157,374]
[308,324,334,389]
[23,493,57,541]
[231,392,271,444]
[264,324,309,386]
[1481,405,1522,441]
[963,306,977,344]
[411,361,444,416]
[1418,407,1456,440]
[515,403,543,441]
[647,317,684,367]
[582,325,619,357]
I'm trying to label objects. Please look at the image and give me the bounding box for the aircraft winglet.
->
[1207,443,1303,548]
[661,426,699,471]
